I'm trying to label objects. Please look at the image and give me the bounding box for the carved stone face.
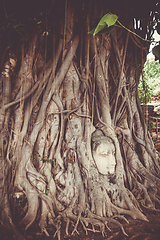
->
[92,141,116,175]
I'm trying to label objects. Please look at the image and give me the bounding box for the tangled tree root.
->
[51,207,129,239]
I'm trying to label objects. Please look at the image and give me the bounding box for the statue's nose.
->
[108,155,116,165]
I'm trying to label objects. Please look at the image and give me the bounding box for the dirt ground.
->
[1,206,160,240]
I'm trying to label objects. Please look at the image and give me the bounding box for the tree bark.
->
[0,3,159,239]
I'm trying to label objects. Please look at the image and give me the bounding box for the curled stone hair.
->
[91,129,114,152]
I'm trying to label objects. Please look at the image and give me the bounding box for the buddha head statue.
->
[91,129,116,175]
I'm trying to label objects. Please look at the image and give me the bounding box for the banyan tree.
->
[0,0,160,239]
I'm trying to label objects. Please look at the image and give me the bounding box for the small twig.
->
[43,228,50,237]
[53,225,61,238]
[141,202,160,212]
[129,32,147,50]
[57,230,61,240]
[73,112,92,119]
[80,219,88,235]
[117,20,153,43]
[105,222,112,231]
[91,224,96,232]
[112,215,129,224]
[65,218,70,235]
[86,228,101,233]
[71,213,81,235]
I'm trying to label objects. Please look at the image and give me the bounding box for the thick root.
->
[20,189,39,230]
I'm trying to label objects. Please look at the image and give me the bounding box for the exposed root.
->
[42,228,50,237]
[53,224,61,240]
[105,222,112,232]
[59,206,129,238]
[150,193,160,206]
[87,224,101,233]
[65,218,70,235]
[71,221,80,235]
[110,202,148,222]
[86,208,129,236]
[82,217,106,237]
[141,202,160,213]
[112,215,129,224]
[39,200,50,236]
[71,213,81,235]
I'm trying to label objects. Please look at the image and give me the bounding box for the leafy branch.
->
[89,12,155,44]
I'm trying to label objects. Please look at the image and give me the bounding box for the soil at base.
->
[1,206,160,240]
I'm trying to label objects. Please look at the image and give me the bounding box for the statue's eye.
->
[101,152,109,156]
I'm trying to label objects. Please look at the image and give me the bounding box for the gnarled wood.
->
[0,1,159,239]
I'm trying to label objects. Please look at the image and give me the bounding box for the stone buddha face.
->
[91,130,116,175]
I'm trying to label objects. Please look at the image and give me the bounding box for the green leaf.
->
[89,28,95,34]
[90,25,115,35]
[45,189,49,195]
[94,24,106,35]
[103,13,118,27]
[93,13,118,35]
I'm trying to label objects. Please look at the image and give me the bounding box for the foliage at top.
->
[138,60,160,104]
[144,60,160,80]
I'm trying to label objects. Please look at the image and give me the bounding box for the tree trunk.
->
[0,2,160,239]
